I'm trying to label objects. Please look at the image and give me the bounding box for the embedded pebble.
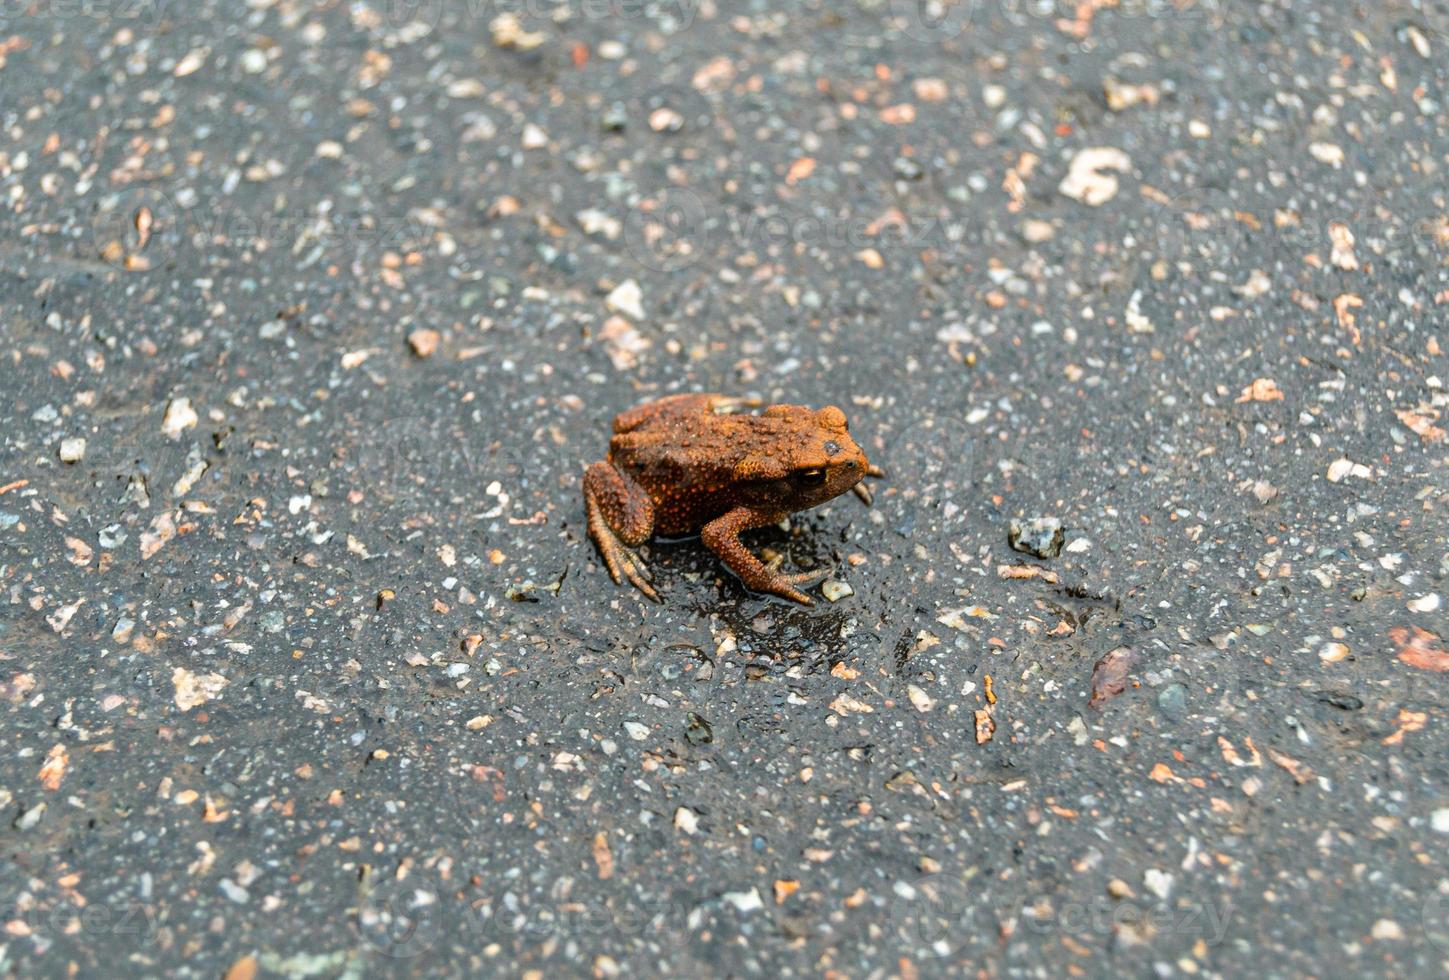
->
[605,279,645,320]
[58,437,86,463]
[1156,683,1188,721]
[240,49,267,74]
[407,328,441,358]
[1008,517,1064,559]
[162,397,198,439]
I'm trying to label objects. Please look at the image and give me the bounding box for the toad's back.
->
[607,413,817,535]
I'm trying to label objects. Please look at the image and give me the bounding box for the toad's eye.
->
[795,468,826,485]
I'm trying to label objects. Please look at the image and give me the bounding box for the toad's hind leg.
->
[584,461,659,601]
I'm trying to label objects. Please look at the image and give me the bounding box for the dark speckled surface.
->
[1,1,1447,976]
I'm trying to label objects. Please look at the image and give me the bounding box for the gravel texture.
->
[2,1,1448,977]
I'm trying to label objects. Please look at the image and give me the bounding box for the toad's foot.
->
[589,517,659,602]
[763,553,833,592]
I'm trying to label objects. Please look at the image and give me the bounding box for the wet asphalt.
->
[1,0,1448,976]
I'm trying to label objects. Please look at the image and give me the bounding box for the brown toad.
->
[583,393,882,604]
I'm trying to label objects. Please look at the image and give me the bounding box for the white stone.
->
[1058,147,1131,206]
[907,685,935,712]
[1408,594,1441,613]
[162,397,198,439]
[721,888,763,913]
[606,279,645,320]
[1143,868,1174,900]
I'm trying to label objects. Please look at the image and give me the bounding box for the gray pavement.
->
[1,0,1448,976]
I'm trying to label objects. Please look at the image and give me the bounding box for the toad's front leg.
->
[584,461,659,601]
[700,506,826,605]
